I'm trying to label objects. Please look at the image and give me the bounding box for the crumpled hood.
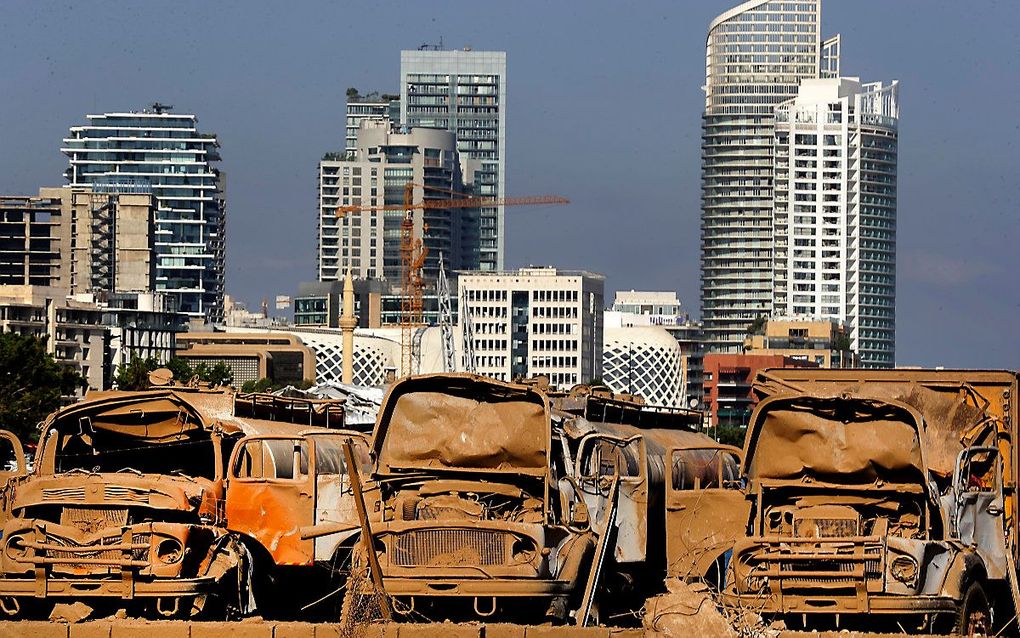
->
[744,394,927,486]
[373,374,550,477]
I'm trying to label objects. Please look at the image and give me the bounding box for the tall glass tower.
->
[62,104,225,322]
[400,49,506,272]
[700,1,825,352]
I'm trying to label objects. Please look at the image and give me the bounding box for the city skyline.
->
[0,1,1016,368]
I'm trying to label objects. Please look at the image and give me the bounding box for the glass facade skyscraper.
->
[700,0,824,352]
[62,105,225,321]
[401,49,506,272]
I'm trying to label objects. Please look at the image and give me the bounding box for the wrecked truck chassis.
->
[0,515,235,612]
[726,534,970,617]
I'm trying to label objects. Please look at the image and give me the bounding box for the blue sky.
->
[1,0,1017,367]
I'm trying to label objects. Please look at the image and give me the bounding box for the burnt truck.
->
[345,374,599,622]
[0,385,370,618]
[724,368,1020,635]
[344,374,736,624]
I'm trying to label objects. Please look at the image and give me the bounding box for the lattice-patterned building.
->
[602,326,685,408]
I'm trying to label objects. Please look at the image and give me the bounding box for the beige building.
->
[0,285,107,392]
[175,332,317,387]
[0,187,156,295]
[318,118,478,287]
[743,316,856,368]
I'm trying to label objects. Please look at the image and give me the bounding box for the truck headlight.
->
[4,534,29,562]
[890,555,918,584]
[154,538,183,564]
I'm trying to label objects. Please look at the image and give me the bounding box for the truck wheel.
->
[955,580,991,636]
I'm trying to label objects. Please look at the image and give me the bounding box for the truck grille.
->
[392,529,508,567]
[104,486,149,503]
[42,487,86,501]
[43,531,150,571]
[60,507,128,534]
[794,517,857,538]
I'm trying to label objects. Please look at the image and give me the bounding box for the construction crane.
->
[338,182,568,376]
[436,252,456,373]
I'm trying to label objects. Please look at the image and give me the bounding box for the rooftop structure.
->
[344,90,400,151]
[743,315,857,368]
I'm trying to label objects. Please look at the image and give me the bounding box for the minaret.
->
[340,270,357,384]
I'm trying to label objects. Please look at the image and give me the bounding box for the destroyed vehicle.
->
[223,424,371,618]
[743,368,1020,635]
[0,386,370,620]
[727,388,1014,635]
[552,393,741,618]
[0,388,247,618]
[345,374,597,623]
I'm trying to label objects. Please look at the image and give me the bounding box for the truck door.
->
[0,431,27,526]
[953,446,1009,580]
[575,434,648,564]
[226,435,315,565]
[301,432,371,562]
[664,444,748,585]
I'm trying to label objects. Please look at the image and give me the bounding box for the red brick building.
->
[703,353,817,428]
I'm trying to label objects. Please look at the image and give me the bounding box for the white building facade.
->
[401,49,506,272]
[458,267,604,387]
[602,326,685,408]
[772,78,899,367]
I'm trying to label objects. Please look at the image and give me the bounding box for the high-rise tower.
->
[700,1,826,352]
[400,48,505,271]
[62,105,225,321]
[772,78,899,367]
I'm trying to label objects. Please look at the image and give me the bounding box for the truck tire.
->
[954,580,991,636]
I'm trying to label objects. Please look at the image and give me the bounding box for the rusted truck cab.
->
[223,426,372,617]
[727,392,1010,634]
[0,390,244,618]
[350,374,595,622]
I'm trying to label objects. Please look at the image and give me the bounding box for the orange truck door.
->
[226,435,316,565]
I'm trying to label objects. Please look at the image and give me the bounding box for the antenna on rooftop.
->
[418,37,444,51]
[149,102,173,114]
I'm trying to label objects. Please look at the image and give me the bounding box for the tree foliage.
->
[113,356,160,391]
[715,425,747,448]
[0,333,84,443]
[114,357,234,390]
